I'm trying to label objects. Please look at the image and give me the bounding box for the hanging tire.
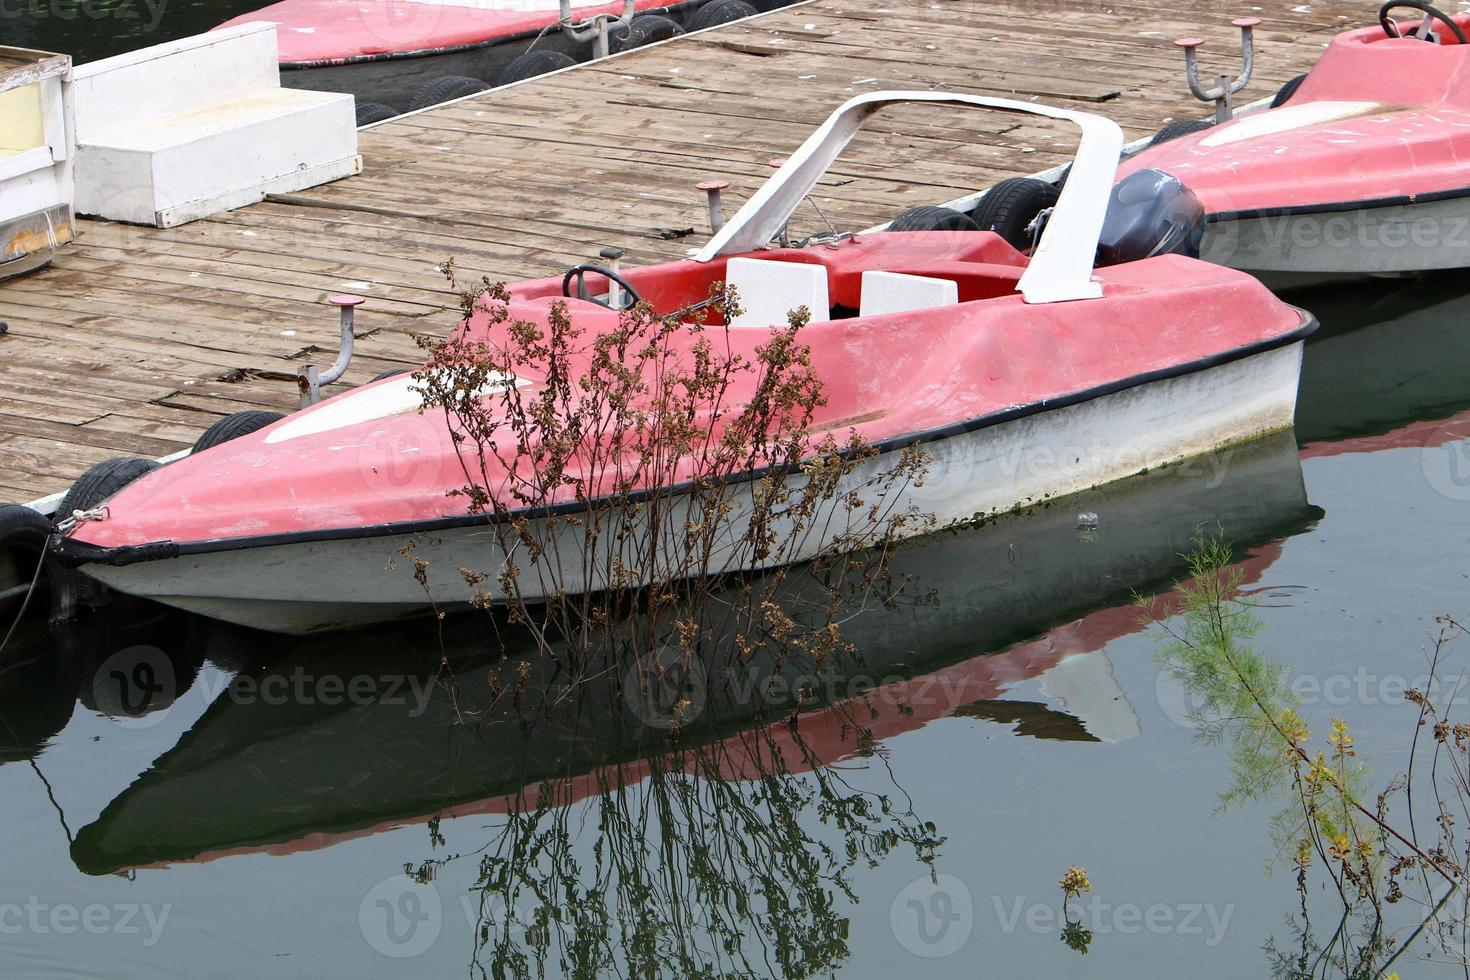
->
[371,368,412,382]
[1151,118,1213,146]
[612,15,684,52]
[497,50,577,86]
[192,411,285,453]
[0,504,57,627]
[1271,73,1307,108]
[968,177,1060,250]
[408,75,491,111]
[688,0,758,30]
[58,457,161,519]
[355,102,400,126]
[52,458,162,618]
[887,205,979,232]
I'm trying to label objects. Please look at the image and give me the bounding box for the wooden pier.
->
[0,0,1366,501]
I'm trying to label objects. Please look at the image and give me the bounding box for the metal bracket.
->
[557,0,637,58]
[1176,17,1259,123]
[697,179,730,233]
[298,294,364,408]
[599,246,625,309]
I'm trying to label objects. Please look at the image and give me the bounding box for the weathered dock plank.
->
[0,0,1368,501]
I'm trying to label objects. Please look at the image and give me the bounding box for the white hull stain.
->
[1202,196,1470,277]
[84,343,1306,633]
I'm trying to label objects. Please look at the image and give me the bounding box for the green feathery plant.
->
[1145,530,1464,977]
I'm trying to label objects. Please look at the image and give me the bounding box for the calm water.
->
[2,273,1470,977]
[0,0,262,63]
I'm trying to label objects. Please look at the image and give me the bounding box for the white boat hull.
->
[80,342,1306,633]
[1201,195,1470,285]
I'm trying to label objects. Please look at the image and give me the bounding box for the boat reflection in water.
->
[55,428,1317,882]
[1294,273,1470,456]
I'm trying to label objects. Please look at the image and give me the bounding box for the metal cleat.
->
[1177,17,1259,123]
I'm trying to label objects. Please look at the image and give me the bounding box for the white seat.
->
[725,258,830,328]
[858,270,959,317]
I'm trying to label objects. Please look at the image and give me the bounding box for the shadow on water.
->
[4,0,269,64]
[12,276,1470,973]
[0,428,1319,878]
[1293,273,1470,448]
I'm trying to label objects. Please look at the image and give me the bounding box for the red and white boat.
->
[50,91,1314,634]
[215,0,782,116]
[1116,2,1470,286]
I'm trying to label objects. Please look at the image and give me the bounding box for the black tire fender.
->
[497,50,578,86]
[887,205,980,232]
[408,75,491,112]
[688,0,758,31]
[192,411,286,454]
[968,177,1061,251]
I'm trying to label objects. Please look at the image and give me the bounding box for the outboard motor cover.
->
[1095,168,1205,267]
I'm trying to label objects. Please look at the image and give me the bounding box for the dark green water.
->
[1,0,263,63]
[3,273,1470,977]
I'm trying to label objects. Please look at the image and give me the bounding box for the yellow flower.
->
[1059,866,1092,899]
[1329,718,1355,756]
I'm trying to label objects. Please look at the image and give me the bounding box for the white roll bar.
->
[692,91,1125,305]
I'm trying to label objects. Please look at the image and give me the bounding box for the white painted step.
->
[75,87,360,227]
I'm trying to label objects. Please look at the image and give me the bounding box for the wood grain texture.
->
[0,0,1363,499]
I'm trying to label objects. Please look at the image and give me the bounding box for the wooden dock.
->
[0,0,1367,502]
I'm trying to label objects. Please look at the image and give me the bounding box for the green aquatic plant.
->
[1145,532,1467,977]
[1058,865,1094,955]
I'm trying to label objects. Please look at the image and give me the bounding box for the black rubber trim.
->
[54,310,1317,569]
[1208,183,1470,223]
[53,537,179,568]
[278,0,700,69]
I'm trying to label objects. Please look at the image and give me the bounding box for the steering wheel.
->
[561,264,643,311]
[1379,1,1467,43]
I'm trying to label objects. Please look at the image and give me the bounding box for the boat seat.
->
[725,258,831,327]
[858,271,959,317]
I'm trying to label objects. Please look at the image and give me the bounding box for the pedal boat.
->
[215,0,778,111]
[1119,2,1470,286]
[54,91,1316,634]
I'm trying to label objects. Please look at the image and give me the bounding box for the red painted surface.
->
[216,0,678,65]
[1300,403,1470,459]
[69,231,1305,551]
[1121,15,1470,213]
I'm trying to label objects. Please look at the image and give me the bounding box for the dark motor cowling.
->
[1095,168,1206,267]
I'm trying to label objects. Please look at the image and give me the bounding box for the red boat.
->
[45,92,1314,634]
[215,0,784,117]
[1115,2,1470,286]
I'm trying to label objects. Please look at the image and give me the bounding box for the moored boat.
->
[1116,2,1470,286]
[64,429,1317,875]
[47,91,1315,634]
[214,0,786,116]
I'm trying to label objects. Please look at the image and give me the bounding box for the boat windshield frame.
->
[692,90,1125,305]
